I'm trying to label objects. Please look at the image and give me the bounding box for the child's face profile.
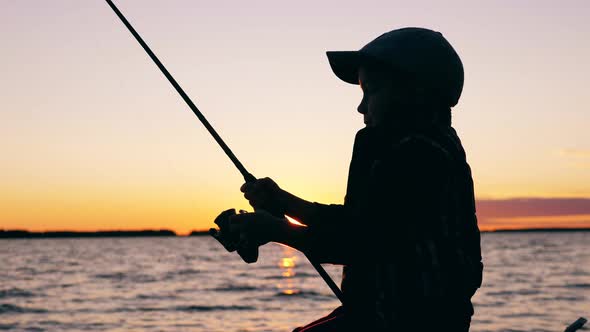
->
[357,66,401,128]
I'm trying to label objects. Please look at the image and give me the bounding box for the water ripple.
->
[0,288,35,299]
[209,283,261,292]
[0,303,48,314]
[106,304,257,313]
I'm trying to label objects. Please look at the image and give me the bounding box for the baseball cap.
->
[326,27,464,107]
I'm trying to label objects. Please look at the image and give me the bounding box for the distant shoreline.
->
[0,229,177,239]
[1,228,589,239]
[482,227,590,233]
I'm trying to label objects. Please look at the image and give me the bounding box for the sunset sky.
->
[1,1,589,234]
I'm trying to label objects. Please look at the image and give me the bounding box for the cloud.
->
[476,198,590,230]
[476,198,590,218]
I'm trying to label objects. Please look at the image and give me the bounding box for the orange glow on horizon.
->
[479,214,590,231]
[4,209,590,235]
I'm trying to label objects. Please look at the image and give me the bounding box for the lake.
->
[1,232,589,331]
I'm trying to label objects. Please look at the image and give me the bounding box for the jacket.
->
[304,124,483,330]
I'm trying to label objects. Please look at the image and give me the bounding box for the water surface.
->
[1,232,588,331]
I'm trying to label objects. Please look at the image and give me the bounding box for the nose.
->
[357,95,367,115]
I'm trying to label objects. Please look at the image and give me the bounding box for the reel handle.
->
[209,173,285,263]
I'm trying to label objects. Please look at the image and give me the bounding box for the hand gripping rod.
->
[104,0,344,303]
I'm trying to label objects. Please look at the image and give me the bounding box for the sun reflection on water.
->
[277,247,300,295]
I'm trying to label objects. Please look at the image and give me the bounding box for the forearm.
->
[273,191,352,262]
[271,220,311,253]
[280,191,317,225]
[281,190,349,228]
[270,215,352,265]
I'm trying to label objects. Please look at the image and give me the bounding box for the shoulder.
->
[388,134,453,166]
[368,133,454,191]
[352,127,376,151]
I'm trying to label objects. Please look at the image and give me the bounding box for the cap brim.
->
[326,51,361,85]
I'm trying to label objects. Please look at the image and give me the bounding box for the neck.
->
[378,104,451,134]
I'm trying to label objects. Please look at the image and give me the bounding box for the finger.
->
[214,208,236,228]
[244,191,255,200]
[240,182,256,193]
[244,195,269,206]
[249,184,269,197]
[240,182,249,193]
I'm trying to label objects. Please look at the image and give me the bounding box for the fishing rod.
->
[104,0,344,303]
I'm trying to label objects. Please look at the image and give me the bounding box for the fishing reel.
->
[209,209,259,263]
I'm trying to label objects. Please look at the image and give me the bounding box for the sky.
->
[1,0,589,234]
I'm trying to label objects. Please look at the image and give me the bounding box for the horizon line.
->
[2,227,590,239]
